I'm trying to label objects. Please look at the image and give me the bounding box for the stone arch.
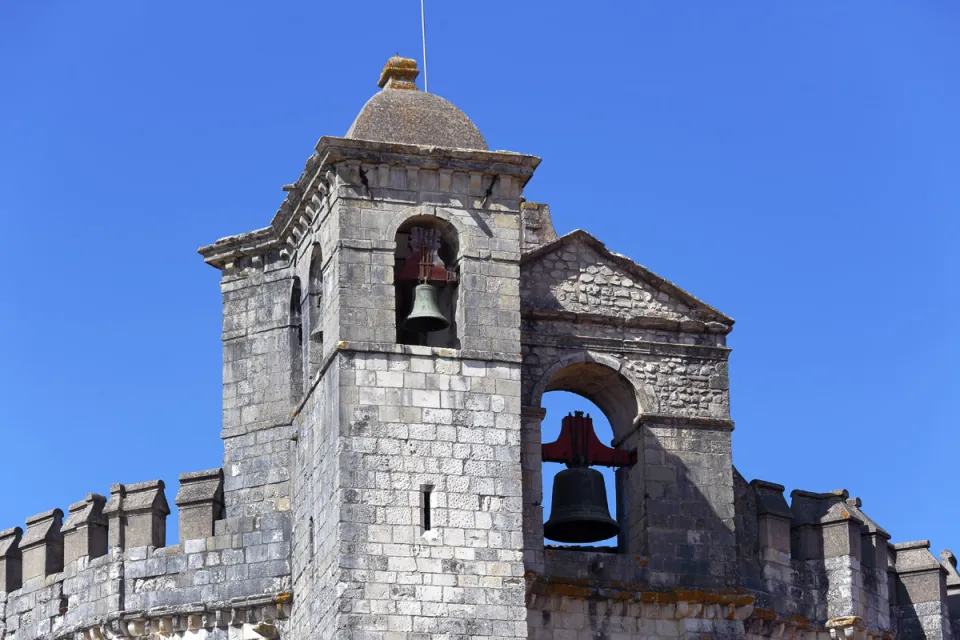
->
[289,277,304,404]
[393,212,461,349]
[385,205,470,259]
[522,350,653,561]
[529,351,654,441]
[306,244,323,376]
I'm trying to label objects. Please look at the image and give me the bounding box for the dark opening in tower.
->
[289,277,304,404]
[394,217,459,348]
[307,244,323,377]
[541,392,620,550]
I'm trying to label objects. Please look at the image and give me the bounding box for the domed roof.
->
[345,56,488,151]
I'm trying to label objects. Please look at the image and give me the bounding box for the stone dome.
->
[345,56,488,151]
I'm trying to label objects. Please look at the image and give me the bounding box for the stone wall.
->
[325,347,528,638]
[0,475,290,640]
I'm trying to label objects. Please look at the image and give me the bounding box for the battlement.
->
[0,469,293,640]
[730,479,959,638]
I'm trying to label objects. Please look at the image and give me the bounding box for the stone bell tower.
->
[209,56,538,639]
[289,56,539,639]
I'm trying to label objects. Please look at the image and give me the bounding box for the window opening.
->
[308,516,315,558]
[541,392,627,550]
[290,278,304,403]
[395,219,459,348]
[307,245,323,376]
[422,485,434,532]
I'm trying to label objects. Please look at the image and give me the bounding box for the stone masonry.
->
[0,55,956,640]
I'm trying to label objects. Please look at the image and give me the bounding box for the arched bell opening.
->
[541,392,619,549]
[289,277,304,405]
[529,359,644,555]
[394,216,460,348]
[306,244,323,377]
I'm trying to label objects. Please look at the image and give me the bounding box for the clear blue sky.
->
[1,2,957,553]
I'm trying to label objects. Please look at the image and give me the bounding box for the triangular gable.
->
[520,230,734,329]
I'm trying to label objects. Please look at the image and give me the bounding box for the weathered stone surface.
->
[346,56,488,150]
[61,493,107,565]
[175,468,224,543]
[0,527,22,593]
[19,509,62,581]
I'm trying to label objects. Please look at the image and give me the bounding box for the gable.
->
[520,231,732,329]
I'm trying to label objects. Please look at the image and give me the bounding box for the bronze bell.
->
[544,466,619,543]
[403,283,450,334]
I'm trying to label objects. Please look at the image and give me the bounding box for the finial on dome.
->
[378,55,420,90]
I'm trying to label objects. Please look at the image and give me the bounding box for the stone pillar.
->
[0,527,22,592]
[124,480,169,548]
[791,489,865,621]
[103,481,170,550]
[520,406,545,574]
[940,550,960,637]
[20,508,63,581]
[519,201,558,252]
[892,540,951,639]
[845,497,891,633]
[752,480,793,611]
[62,493,108,565]
[175,468,225,543]
[103,483,126,551]
[615,425,645,556]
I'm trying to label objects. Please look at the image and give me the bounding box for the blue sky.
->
[1,2,957,552]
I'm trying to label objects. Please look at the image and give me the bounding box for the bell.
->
[544,467,619,543]
[403,283,450,334]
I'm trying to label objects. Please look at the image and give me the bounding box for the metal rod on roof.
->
[421,0,429,93]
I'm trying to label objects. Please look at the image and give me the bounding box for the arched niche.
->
[289,277,304,405]
[307,244,323,376]
[394,215,460,348]
[522,353,647,563]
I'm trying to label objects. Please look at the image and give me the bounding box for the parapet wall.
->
[0,470,292,640]
[526,478,959,640]
[736,480,956,639]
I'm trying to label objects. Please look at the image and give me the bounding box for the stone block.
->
[103,480,170,550]
[175,468,225,543]
[893,540,946,605]
[62,493,108,565]
[20,508,63,580]
[0,526,22,592]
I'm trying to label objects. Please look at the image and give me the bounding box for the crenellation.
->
[175,469,225,544]
[61,494,107,567]
[0,527,23,593]
[20,509,63,582]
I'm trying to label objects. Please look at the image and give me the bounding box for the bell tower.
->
[284,56,540,638]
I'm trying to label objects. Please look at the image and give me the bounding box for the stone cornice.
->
[198,136,540,271]
[521,307,732,336]
[525,573,755,620]
[521,328,730,361]
[313,136,541,176]
[611,414,735,447]
[55,592,291,639]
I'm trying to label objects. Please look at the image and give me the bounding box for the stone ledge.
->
[521,329,730,359]
[522,306,732,336]
[333,339,522,363]
[59,592,292,640]
[526,573,755,617]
